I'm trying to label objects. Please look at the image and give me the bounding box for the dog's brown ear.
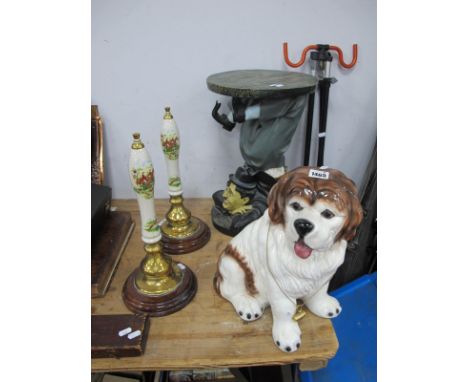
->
[268,175,288,225]
[339,190,364,241]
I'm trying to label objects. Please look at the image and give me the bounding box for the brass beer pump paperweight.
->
[159,107,210,255]
[122,133,197,316]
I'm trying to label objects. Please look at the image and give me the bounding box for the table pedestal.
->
[207,70,316,236]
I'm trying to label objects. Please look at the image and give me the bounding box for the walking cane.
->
[283,43,358,166]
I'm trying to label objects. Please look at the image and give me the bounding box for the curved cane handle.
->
[329,44,358,69]
[283,43,318,68]
[283,42,358,69]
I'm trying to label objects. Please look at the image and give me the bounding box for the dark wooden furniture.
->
[91,314,150,358]
[91,183,112,239]
[92,210,135,297]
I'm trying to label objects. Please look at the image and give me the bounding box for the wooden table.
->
[92,199,338,373]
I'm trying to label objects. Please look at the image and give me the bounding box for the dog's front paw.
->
[230,294,264,322]
[306,295,342,319]
[272,320,302,353]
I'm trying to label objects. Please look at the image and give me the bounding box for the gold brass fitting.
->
[135,241,182,295]
[131,132,145,149]
[161,195,199,239]
[163,106,173,120]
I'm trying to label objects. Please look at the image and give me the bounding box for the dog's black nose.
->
[294,219,314,236]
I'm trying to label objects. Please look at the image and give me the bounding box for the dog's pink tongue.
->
[294,240,313,259]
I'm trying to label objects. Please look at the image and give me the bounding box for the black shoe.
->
[211,203,265,237]
[211,101,236,131]
[255,171,278,197]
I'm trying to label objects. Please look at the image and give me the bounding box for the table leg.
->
[248,365,296,382]
[142,371,156,382]
[229,367,251,382]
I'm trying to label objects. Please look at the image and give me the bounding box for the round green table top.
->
[207,69,317,99]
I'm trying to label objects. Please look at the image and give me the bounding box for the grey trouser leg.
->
[239,95,307,171]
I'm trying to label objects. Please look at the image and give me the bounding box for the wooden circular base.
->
[161,217,211,255]
[122,264,197,317]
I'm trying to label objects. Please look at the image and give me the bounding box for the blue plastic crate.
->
[301,273,377,382]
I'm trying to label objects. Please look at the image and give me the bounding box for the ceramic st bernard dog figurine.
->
[214,166,363,352]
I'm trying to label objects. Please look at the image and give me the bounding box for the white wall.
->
[92,0,376,199]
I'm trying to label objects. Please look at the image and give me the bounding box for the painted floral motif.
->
[131,165,154,199]
[144,219,160,232]
[168,176,181,188]
[161,134,180,160]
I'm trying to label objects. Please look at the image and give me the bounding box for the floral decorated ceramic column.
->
[159,107,211,255]
[161,107,183,196]
[129,133,161,243]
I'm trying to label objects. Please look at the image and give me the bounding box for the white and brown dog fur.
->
[214,166,363,352]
